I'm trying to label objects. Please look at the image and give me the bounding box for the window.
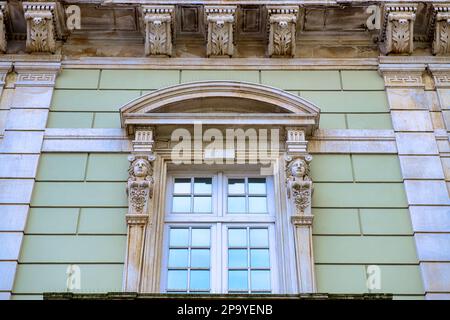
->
[162,172,278,293]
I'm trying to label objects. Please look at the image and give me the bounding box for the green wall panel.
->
[341,71,385,90]
[312,209,360,235]
[31,182,127,207]
[310,155,353,182]
[36,154,88,181]
[86,154,129,181]
[181,70,259,83]
[318,114,347,129]
[312,183,408,208]
[261,71,341,90]
[99,70,179,90]
[47,112,94,128]
[313,236,418,264]
[346,114,393,129]
[300,91,389,113]
[55,70,100,89]
[20,235,126,263]
[51,90,140,112]
[315,265,368,293]
[13,264,123,293]
[26,208,79,234]
[360,209,413,235]
[370,266,424,295]
[93,112,121,128]
[352,155,402,182]
[78,208,126,234]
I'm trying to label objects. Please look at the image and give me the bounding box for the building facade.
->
[0,0,449,300]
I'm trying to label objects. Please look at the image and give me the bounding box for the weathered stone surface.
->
[0,205,29,231]
[386,89,428,110]
[5,109,48,130]
[399,156,445,179]
[395,133,439,155]
[11,87,54,109]
[0,179,34,204]
[421,263,450,292]
[391,111,433,132]
[0,131,44,153]
[404,180,450,205]
[0,262,17,291]
[0,233,23,260]
[416,234,450,261]
[410,206,450,232]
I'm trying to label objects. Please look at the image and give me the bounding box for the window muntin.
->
[166,227,212,293]
[172,177,213,213]
[163,172,278,293]
[227,178,268,214]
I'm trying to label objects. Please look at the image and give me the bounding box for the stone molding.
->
[267,6,299,58]
[142,5,175,57]
[13,62,61,87]
[429,64,450,88]
[379,63,425,88]
[204,6,236,57]
[381,3,417,55]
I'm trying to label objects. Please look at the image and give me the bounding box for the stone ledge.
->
[43,292,393,300]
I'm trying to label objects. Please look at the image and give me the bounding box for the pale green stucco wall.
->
[11,69,424,299]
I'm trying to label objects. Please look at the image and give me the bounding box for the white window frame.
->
[161,170,281,294]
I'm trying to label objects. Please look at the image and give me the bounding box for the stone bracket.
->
[431,4,450,55]
[143,5,175,57]
[267,6,299,58]
[381,3,417,55]
[204,6,236,57]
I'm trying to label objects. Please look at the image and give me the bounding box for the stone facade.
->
[0,0,449,301]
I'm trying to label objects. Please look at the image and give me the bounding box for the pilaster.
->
[380,62,450,300]
[0,60,60,300]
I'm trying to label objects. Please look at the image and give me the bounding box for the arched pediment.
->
[120,81,320,135]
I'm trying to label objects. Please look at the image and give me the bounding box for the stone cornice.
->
[13,62,61,87]
[379,63,426,88]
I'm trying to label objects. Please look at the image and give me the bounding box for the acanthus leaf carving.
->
[205,6,236,57]
[143,6,174,57]
[267,6,299,58]
[23,2,58,53]
[382,4,417,55]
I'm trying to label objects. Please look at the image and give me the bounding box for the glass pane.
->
[167,270,188,290]
[248,197,267,213]
[251,270,271,291]
[250,229,269,247]
[191,229,210,247]
[173,178,191,194]
[228,179,245,194]
[191,249,210,268]
[228,270,248,291]
[168,249,188,268]
[227,197,246,213]
[250,249,270,268]
[248,178,266,194]
[228,249,248,268]
[172,196,191,213]
[193,196,212,213]
[190,270,210,291]
[169,228,189,247]
[194,178,212,194]
[228,229,247,247]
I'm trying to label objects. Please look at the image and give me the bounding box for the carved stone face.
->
[290,159,306,177]
[133,159,149,178]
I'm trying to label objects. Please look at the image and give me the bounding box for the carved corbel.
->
[0,2,7,53]
[23,2,63,53]
[143,5,174,57]
[204,6,236,57]
[381,4,417,55]
[431,4,450,55]
[284,128,315,293]
[123,127,156,292]
[267,6,299,57]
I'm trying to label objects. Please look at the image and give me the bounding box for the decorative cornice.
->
[291,215,314,226]
[13,61,61,87]
[381,3,417,55]
[142,5,175,57]
[126,214,150,225]
[267,6,299,58]
[379,63,425,87]
[204,6,236,57]
[429,64,450,88]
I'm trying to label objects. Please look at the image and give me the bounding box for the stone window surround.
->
[120,81,320,294]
